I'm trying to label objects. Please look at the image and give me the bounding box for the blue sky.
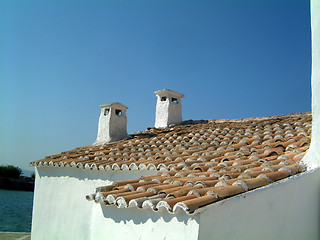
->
[0,0,311,170]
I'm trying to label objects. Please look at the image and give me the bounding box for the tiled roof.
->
[31,112,312,214]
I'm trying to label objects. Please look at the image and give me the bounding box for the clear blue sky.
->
[0,0,311,170]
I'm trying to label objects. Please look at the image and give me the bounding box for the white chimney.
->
[94,102,128,145]
[154,89,185,128]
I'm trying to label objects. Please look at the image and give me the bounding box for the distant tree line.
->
[0,165,22,178]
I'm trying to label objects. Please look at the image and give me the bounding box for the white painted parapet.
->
[154,89,185,128]
[198,169,320,240]
[302,0,320,169]
[31,167,159,240]
[94,102,128,145]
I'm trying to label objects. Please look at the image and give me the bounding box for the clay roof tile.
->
[31,112,312,214]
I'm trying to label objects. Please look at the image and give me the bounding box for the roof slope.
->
[31,112,312,214]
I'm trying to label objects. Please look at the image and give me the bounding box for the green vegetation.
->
[0,165,22,178]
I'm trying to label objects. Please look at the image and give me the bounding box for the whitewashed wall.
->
[198,169,320,240]
[90,205,200,240]
[31,167,320,240]
[31,167,157,240]
[303,0,320,169]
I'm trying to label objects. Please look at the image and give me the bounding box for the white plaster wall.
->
[303,0,320,169]
[155,95,182,128]
[155,95,170,128]
[108,109,127,141]
[90,205,200,240]
[167,98,182,125]
[198,169,320,240]
[96,108,111,143]
[31,167,157,240]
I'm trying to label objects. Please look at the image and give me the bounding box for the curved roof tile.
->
[31,112,311,214]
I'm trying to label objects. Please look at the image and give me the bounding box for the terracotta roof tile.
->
[177,195,219,213]
[32,112,311,214]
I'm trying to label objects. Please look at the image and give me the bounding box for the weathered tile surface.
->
[31,112,312,214]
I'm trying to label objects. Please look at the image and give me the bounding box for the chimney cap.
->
[154,89,185,98]
[100,102,128,110]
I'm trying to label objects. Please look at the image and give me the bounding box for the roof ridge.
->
[210,112,311,124]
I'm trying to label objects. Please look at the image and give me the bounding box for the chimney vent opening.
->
[172,97,178,103]
[104,108,110,116]
[161,96,167,101]
[115,109,122,116]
